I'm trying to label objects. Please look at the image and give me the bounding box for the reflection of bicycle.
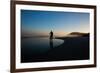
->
[50,39,53,49]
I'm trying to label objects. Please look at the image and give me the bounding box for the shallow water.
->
[21,37,64,53]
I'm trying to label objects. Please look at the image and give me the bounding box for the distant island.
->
[69,32,89,37]
[55,32,89,39]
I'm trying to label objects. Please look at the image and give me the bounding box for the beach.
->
[21,36,89,63]
[46,36,89,61]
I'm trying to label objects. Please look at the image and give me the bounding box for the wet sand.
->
[21,36,89,63]
[46,36,89,61]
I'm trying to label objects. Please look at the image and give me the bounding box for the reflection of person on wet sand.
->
[49,30,53,48]
[50,39,53,48]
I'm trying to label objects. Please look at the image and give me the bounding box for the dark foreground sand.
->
[46,36,89,61]
[21,36,89,63]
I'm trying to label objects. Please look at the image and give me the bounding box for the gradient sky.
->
[21,10,90,37]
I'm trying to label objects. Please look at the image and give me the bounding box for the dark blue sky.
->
[21,10,90,37]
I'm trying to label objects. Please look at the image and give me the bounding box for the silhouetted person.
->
[50,30,53,40]
[49,30,53,48]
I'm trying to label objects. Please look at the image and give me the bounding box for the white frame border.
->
[15,4,94,69]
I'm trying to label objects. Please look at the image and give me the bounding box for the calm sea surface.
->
[21,37,64,53]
